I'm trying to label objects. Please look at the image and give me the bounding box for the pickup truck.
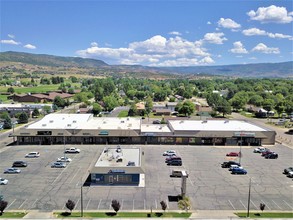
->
[64,147,80,153]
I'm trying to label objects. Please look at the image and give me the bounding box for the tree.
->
[216,99,232,117]
[18,112,29,124]
[0,112,12,129]
[177,100,195,116]
[0,200,8,215]
[32,108,40,118]
[128,103,138,116]
[103,95,119,112]
[160,201,167,212]
[111,200,120,213]
[7,87,14,94]
[53,96,65,108]
[145,96,153,116]
[92,103,102,116]
[260,203,266,212]
[178,196,191,212]
[65,199,75,214]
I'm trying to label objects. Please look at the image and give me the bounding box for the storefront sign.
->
[234,132,255,137]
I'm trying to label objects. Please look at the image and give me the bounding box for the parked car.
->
[226,152,239,157]
[0,178,8,185]
[167,160,182,166]
[229,165,243,171]
[171,169,188,177]
[57,157,72,162]
[284,167,293,174]
[221,161,241,168]
[4,168,21,174]
[153,120,161,124]
[163,150,176,156]
[287,171,293,178]
[25,152,40,158]
[261,151,273,157]
[12,161,27,167]
[253,147,269,153]
[265,153,278,159]
[64,147,80,153]
[165,156,182,163]
[51,162,67,168]
[231,168,247,175]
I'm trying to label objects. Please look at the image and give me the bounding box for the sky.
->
[0,0,292,67]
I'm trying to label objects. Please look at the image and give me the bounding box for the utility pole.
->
[247,178,251,218]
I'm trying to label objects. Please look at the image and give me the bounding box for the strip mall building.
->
[13,114,275,146]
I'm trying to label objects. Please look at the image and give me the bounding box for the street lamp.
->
[239,134,242,164]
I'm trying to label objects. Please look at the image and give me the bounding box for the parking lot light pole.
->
[80,179,83,217]
[239,134,243,164]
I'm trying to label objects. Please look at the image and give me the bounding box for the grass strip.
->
[0,212,27,218]
[55,211,191,218]
[236,212,293,218]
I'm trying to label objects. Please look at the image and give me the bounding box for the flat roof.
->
[169,120,269,132]
[95,147,140,167]
[141,124,171,133]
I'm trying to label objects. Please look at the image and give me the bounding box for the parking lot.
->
[0,144,292,211]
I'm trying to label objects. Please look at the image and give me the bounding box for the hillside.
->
[0,51,108,68]
[162,62,293,78]
[0,51,292,78]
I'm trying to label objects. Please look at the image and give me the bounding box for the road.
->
[231,112,293,148]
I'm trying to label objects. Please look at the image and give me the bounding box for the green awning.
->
[99,131,109,135]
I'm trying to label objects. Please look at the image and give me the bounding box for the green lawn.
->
[236,212,293,218]
[54,212,191,218]
[118,110,129,117]
[0,212,27,218]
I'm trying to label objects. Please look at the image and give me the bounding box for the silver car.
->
[51,162,67,168]
[57,157,72,162]
[4,168,21,174]
[0,178,8,185]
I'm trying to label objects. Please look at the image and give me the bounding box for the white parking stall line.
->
[51,166,69,185]
[69,167,81,184]
[272,200,282,210]
[97,199,102,210]
[239,200,247,209]
[228,200,235,210]
[121,199,124,210]
[283,200,293,209]
[261,200,270,210]
[155,200,157,209]
[144,199,146,210]
[6,199,16,209]
[133,199,135,210]
[250,200,258,209]
[30,199,38,209]
[109,199,112,210]
[85,199,91,210]
[166,199,169,209]
[74,198,80,210]
[18,199,28,209]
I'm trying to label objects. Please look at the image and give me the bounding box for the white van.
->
[25,152,40,158]
[171,169,188,177]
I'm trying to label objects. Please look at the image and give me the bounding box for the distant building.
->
[8,92,73,103]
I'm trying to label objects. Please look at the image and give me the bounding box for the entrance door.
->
[109,175,113,184]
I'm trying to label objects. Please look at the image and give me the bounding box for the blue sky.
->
[1,0,292,66]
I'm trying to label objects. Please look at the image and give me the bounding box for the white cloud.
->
[8,34,15,39]
[217,18,241,29]
[169,31,182,36]
[247,5,293,23]
[243,28,293,40]
[203,32,227,44]
[207,21,212,25]
[249,57,257,60]
[76,35,211,67]
[230,41,248,54]
[251,43,280,54]
[0,39,20,45]
[91,42,98,47]
[24,44,36,49]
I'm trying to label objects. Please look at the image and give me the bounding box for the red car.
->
[226,152,239,157]
[165,156,182,163]
[261,151,273,157]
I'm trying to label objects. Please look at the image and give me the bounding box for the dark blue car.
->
[231,168,247,175]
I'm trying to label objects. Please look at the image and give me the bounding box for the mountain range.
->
[0,51,292,78]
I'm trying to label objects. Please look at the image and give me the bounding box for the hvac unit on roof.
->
[121,120,124,123]
[180,121,184,123]
[73,120,77,123]
[67,124,71,127]
[224,120,229,123]
[49,120,53,123]
[202,120,207,123]
[42,124,46,127]
[103,121,106,124]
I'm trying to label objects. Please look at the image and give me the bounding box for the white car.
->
[64,147,80,153]
[253,147,269,153]
[163,150,176,156]
[25,152,40,158]
[0,178,8,185]
[57,157,72,162]
[287,171,293,178]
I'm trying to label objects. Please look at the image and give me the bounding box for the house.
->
[8,92,74,103]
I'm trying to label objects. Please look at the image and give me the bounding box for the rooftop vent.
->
[73,120,77,123]
[224,120,229,123]
[202,120,207,123]
[121,120,124,123]
[42,124,46,127]
[180,121,184,123]
[67,124,71,127]
[103,121,106,124]
[49,120,53,123]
